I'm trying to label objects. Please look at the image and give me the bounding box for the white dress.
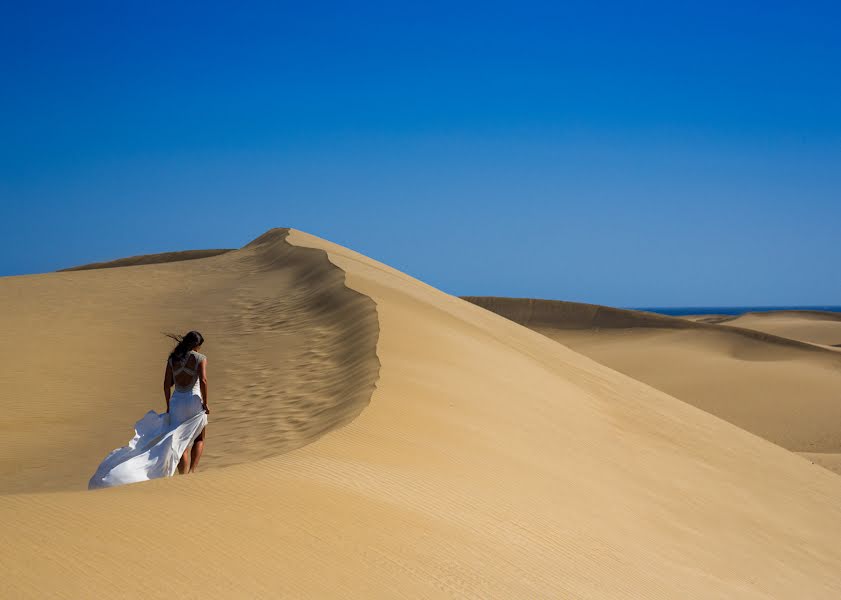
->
[88,351,209,489]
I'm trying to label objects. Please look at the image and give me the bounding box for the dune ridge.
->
[462,296,837,354]
[689,309,841,324]
[709,311,841,347]
[0,228,379,493]
[58,248,235,271]
[2,230,841,598]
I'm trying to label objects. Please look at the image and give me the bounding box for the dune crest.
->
[710,310,841,347]
[0,228,379,493]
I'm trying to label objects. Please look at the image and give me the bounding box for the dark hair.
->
[165,330,205,362]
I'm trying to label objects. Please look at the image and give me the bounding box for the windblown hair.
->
[165,330,205,363]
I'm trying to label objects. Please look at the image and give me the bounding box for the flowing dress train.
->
[88,351,208,489]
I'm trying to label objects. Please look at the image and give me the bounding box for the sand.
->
[681,311,841,348]
[465,297,841,472]
[0,231,378,494]
[3,230,841,598]
[58,248,235,271]
[717,311,841,347]
[801,453,841,476]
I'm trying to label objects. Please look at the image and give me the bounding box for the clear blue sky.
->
[2,1,839,307]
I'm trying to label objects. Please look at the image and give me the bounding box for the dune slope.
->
[2,231,841,598]
[464,297,841,456]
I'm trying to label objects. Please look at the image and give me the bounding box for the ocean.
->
[632,306,841,317]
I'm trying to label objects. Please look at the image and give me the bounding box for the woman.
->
[88,331,210,489]
[164,330,210,474]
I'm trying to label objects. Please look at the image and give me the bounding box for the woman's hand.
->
[203,404,210,415]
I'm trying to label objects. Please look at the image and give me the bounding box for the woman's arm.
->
[163,362,173,413]
[198,358,209,414]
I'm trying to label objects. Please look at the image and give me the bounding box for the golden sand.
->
[2,230,841,598]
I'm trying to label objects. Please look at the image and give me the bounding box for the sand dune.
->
[715,311,841,347]
[462,297,833,352]
[0,230,378,493]
[3,230,841,598]
[464,297,841,460]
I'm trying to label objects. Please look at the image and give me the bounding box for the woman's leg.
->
[178,447,190,474]
[189,427,206,473]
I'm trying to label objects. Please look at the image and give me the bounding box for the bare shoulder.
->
[197,353,208,379]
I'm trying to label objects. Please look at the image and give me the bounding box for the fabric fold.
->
[89,409,207,489]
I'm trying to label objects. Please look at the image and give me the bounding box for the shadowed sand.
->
[58,248,234,271]
[801,453,841,476]
[2,232,841,598]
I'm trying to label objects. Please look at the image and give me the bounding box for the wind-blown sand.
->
[3,230,841,598]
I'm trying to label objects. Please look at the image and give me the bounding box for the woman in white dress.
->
[88,330,210,489]
[164,330,210,474]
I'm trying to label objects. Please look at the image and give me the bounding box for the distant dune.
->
[58,248,234,271]
[464,296,841,461]
[3,232,841,598]
[706,310,841,347]
[463,296,835,352]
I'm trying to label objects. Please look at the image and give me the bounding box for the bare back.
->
[170,351,205,392]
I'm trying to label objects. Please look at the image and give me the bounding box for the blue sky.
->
[2,1,839,306]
